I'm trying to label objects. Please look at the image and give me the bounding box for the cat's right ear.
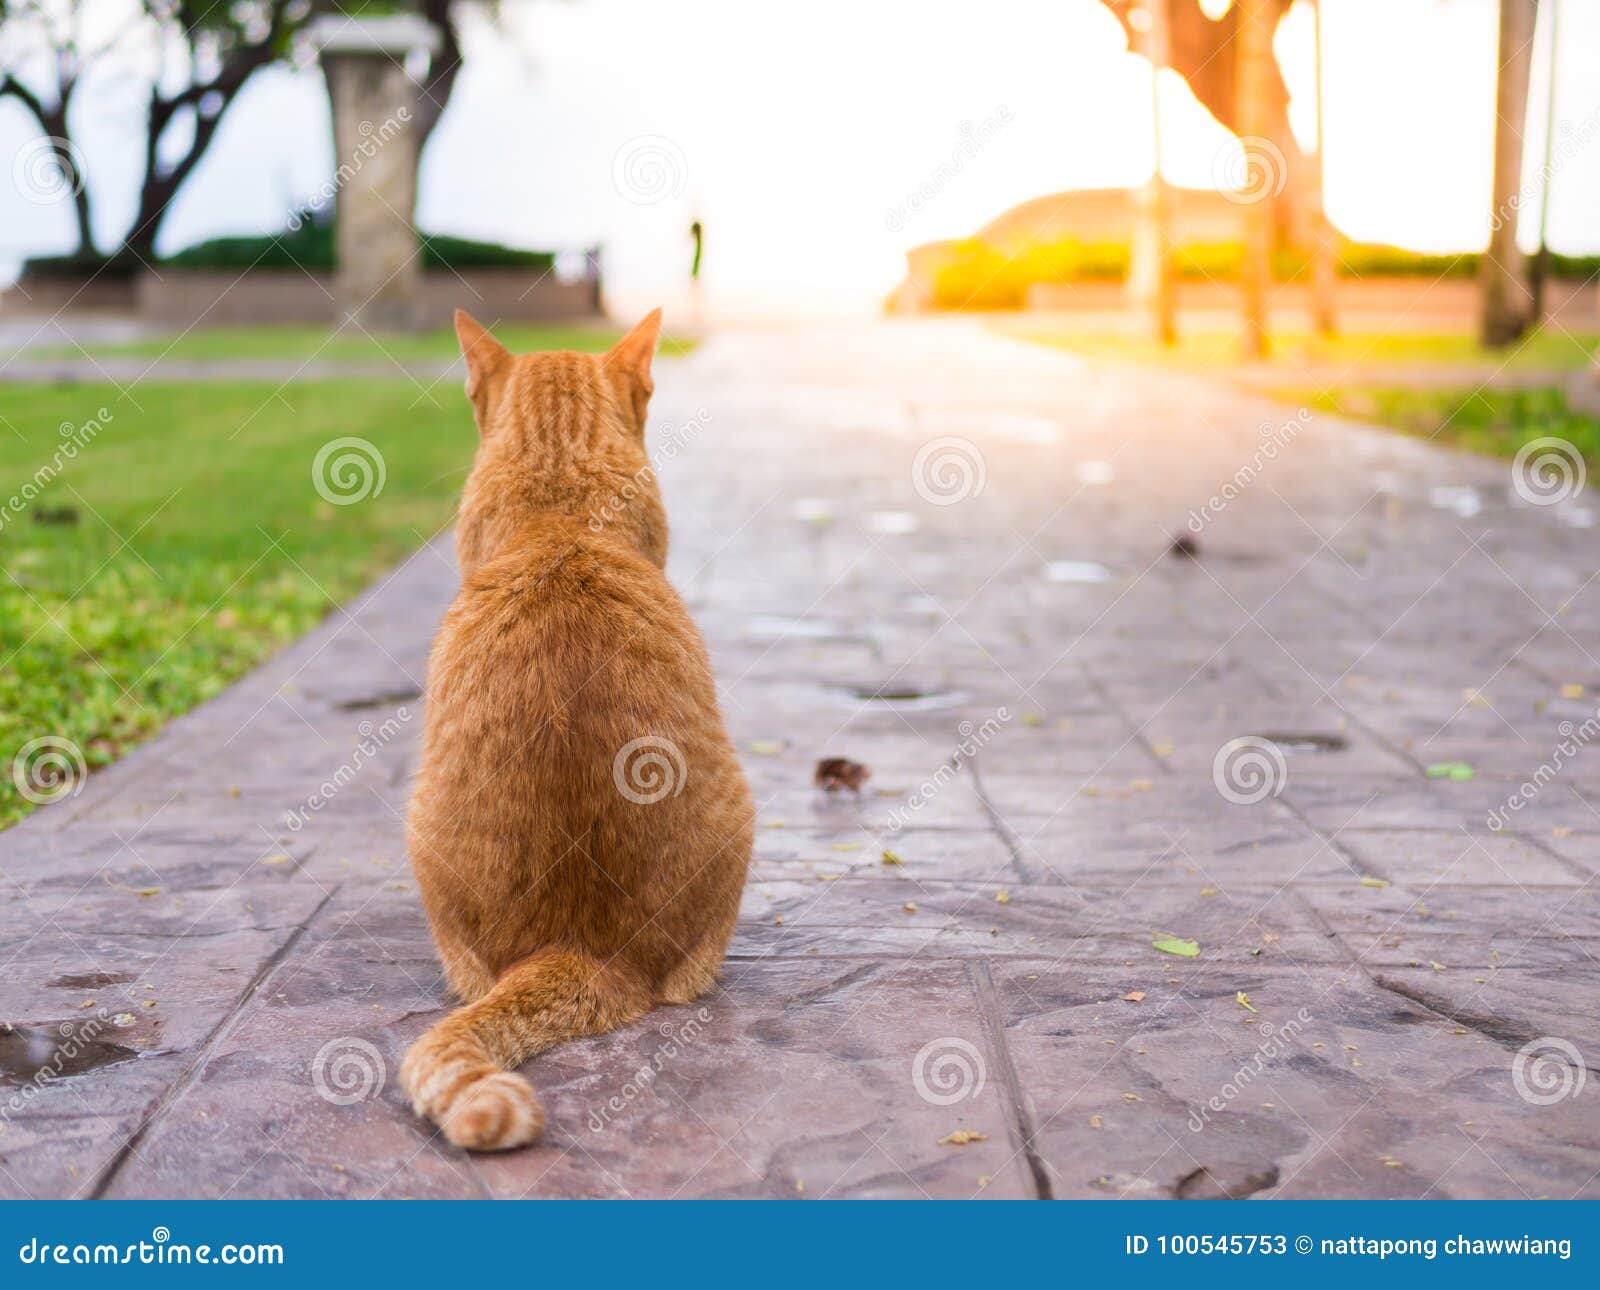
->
[455,310,510,420]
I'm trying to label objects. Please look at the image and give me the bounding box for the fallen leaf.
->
[880,849,905,866]
[1021,713,1044,727]
[902,902,917,913]
[1360,876,1390,888]
[1122,990,1146,1002]
[1425,761,1475,781]
[748,739,786,756]
[829,842,861,852]
[938,1130,989,1146]
[1090,1115,1103,1129]
[1122,1092,1142,1102]
[1152,935,1200,958]
[995,888,1011,905]
[1200,886,1219,897]
[1561,684,1585,699]
[1236,991,1257,1014]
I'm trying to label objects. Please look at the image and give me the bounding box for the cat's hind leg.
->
[655,915,737,1005]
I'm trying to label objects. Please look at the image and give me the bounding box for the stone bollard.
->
[309,15,441,333]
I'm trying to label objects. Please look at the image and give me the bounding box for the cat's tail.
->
[399,947,651,1151]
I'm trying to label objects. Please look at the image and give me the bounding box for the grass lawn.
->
[1278,384,1600,465]
[36,322,699,365]
[997,321,1599,373]
[0,381,476,827]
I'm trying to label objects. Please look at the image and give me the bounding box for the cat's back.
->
[426,520,715,754]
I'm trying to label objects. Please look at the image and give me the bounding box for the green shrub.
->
[158,216,556,273]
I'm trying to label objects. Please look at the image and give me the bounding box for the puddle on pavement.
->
[0,1021,141,1086]
[863,510,919,536]
[332,686,422,711]
[1428,485,1482,518]
[791,497,836,527]
[834,681,967,711]
[1043,561,1113,584]
[744,615,854,641]
[47,971,134,989]
[1254,732,1348,754]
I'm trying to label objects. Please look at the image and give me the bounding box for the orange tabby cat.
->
[400,310,754,1151]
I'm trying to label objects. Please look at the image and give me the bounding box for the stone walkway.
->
[2,319,1597,1199]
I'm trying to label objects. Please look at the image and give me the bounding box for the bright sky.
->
[2,0,1597,314]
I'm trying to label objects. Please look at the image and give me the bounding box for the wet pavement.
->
[1,318,1597,1198]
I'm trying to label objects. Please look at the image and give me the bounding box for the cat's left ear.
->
[604,308,662,429]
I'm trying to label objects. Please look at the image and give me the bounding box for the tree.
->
[0,0,464,267]
[1103,0,1302,247]
[1480,0,1537,346]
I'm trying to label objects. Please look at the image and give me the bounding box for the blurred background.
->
[2,0,1597,319]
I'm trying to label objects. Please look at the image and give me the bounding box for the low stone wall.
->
[1022,276,1599,329]
[4,264,602,327]
[4,270,139,314]
[137,267,601,328]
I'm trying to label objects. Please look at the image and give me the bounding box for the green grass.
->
[997,322,1598,373]
[1278,384,1600,465]
[39,323,699,365]
[0,381,476,827]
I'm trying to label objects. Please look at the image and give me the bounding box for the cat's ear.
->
[604,308,662,429]
[455,309,510,407]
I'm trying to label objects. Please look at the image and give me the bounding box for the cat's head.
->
[451,309,667,575]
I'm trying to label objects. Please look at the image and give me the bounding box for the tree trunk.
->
[1129,0,1176,346]
[1527,0,1560,324]
[1307,0,1336,337]
[1235,0,1274,359]
[1480,0,1537,347]
[411,0,463,157]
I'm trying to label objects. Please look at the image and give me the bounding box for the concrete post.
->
[310,15,442,332]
